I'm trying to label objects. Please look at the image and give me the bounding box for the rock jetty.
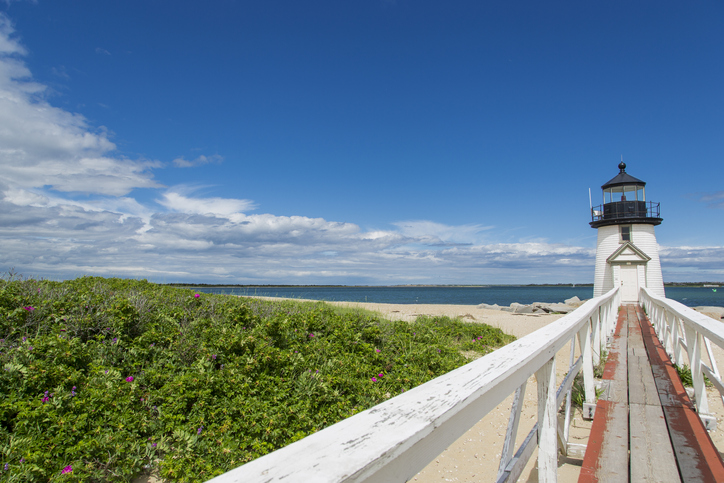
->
[477,296,586,315]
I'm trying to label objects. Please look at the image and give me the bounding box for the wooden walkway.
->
[579,304,724,482]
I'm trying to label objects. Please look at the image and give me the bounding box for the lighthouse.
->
[590,163,664,302]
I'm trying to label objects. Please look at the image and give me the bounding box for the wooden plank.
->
[628,354,660,406]
[629,403,680,482]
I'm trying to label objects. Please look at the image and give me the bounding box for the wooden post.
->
[684,326,710,416]
[537,358,557,483]
[591,312,601,367]
[673,316,683,366]
[578,321,596,419]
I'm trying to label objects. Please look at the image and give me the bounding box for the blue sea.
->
[191,285,724,308]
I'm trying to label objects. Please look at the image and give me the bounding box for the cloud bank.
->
[0,13,720,285]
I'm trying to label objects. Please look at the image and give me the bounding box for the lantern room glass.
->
[603,185,645,204]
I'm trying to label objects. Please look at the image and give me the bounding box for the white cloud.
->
[158,190,257,216]
[172,154,223,168]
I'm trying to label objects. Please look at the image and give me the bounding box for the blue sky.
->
[0,1,722,285]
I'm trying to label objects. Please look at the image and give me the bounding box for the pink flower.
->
[309,333,314,338]
[61,465,72,474]
[125,376,134,382]
[194,293,200,298]
[371,377,377,382]
[23,306,34,311]
[378,373,383,377]
[375,349,381,353]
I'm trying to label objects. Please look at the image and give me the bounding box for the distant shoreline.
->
[164,282,719,288]
[165,283,594,288]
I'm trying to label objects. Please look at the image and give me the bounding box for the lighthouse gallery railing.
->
[206,288,621,483]
[640,287,724,430]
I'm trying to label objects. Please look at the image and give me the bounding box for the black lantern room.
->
[590,162,662,228]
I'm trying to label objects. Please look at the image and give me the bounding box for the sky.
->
[0,1,723,285]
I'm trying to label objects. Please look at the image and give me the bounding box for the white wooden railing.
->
[207,288,621,483]
[640,287,724,430]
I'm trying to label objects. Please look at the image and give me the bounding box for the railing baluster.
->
[562,336,577,446]
[537,357,557,483]
[684,326,710,416]
[498,381,527,480]
[578,320,596,420]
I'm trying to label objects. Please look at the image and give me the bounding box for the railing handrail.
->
[207,288,620,483]
[640,287,724,349]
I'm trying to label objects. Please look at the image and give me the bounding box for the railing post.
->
[578,321,596,420]
[673,316,683,365]
[537,357,557,483]
[668,311,677,364]
[683,326,710,417]
[591,312,601,367]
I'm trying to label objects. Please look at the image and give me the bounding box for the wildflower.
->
[211,354,217,360]
[375,349,381,353]
[194,293,200,298]
[61,465,72,474]
[4,463,8,471]
[19,458,24,464]
[152,443,157,447]
[126,376,134,382]
[41,397,49,403]
[378,373,383,377]
[71,386,76,397]
[22,337,26,342]
[112,337,118,344]
[371,377,377,382]
[23,306,34,311]
[197,425,204,435]
[309,333,315,338]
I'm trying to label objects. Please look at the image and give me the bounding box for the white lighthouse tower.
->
[591,162,664,302]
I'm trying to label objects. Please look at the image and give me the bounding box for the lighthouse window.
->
[620,225,631,242]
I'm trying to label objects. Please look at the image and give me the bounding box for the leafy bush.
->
[0,275,514,482]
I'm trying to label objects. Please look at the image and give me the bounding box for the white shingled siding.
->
[593,223,665,298]
[593,225,619,297]
[633,224,665,297]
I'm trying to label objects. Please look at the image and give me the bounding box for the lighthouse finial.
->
[619,156,626,172]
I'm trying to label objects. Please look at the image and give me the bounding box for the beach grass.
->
[0,275,514,482]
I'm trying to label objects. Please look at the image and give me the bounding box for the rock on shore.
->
[477,295,585,315]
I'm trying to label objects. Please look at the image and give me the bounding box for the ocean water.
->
[192,285,724,308]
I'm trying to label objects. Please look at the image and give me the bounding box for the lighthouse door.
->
[620,265,639,302]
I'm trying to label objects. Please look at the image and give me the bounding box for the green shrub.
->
[0,275,514,482]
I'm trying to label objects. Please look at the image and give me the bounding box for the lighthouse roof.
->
[601,162,645,189]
